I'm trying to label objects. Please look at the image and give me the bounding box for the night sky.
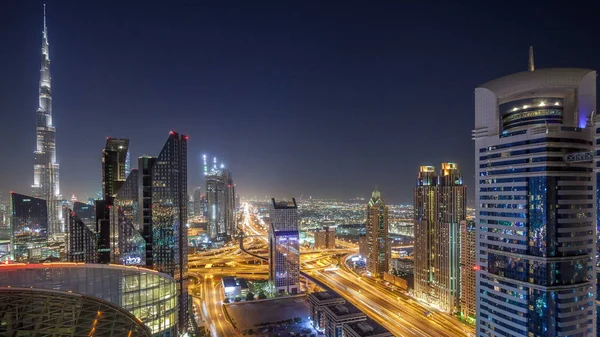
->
[0,1,598,205]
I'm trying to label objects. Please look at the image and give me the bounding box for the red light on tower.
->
[184,135,189,140]
[169,131,175,135]
[473,265,481,271]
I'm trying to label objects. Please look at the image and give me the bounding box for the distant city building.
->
[10,192,49,262]
[66,202,96,263]
[31,6,62,240]
[365,188,390,277]
[138,155,156,268]
[205,157,236,239]
[473,56,596,336]
[269,198,300,294]
[460,220,476,322]
[314,226,336,249]
[0,263,177,336]
[413,163,465,313]
[192,186,203,218]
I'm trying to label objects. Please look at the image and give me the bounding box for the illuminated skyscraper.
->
[460,220,476,323]
[10,193,48,262]
[97,137,130,264]
[413,163,465,313]
[113,169,145,266]
[269,198,300,294]
[66,202,96,263]
[32,5,62,239]
[365,188,390,277]
[205,158,236,239]
[102,138,130,201]
[474,53,596,336]
[150,132,189,333]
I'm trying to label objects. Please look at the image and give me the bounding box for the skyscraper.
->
[365,188,390,277]
[66,202,96,263]
[413,163,465,313]
[102,138,130,201]
[192,186,203,219]
[97,138,130,264]
[269,198,300,294]
[473,53,596,336]
[10,193,48,262]
[113,169,145,266]
[150,131,189,333]
[32,5,61,239]
[460,220,476,323]
[205,158,236,240]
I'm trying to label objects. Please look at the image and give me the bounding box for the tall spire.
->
[528,46,535,72]
[33,3,61,239]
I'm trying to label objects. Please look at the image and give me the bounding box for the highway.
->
[187,202,475,337]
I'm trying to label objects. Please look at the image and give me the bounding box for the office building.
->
[413,163,465,313]
[32,5,62,239]
[66,202,96,263]
[0,263,177,336]
[150,131,189,333]
[192,187,205,219]
[102,138,130,201]
[10,193,49,262]
[473,52,596,336]
[460,220,476,322]
[269,198,300,294]
[308,291,345,332]
[205,158,236,239]
[138,155,156,268]
[314,226,336,249]
[113,169,145,266]
[322,302,366,337]
[365,188,390,277]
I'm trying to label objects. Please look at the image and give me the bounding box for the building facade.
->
[269,198,300,294]
[150,131,189,333]
[66,202,96,263]
[205,163,236,240]
[113,169,145,266]
[460,220,476,322]
[473,63,596,336]
[0,263,177,336]
[32,5,62,240]
[10,193,49,262]
[365,189,390,277]
[413,164,465,313]
[314,226,336,250]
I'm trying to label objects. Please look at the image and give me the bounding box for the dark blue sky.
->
[0,1,598,204]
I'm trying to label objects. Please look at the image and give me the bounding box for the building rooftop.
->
[344,318,393,337]
[310,291,343,302]
[325,302,364,317]
[272,198,297,209]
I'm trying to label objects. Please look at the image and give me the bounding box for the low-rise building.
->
[308,291,345,331]
[222,276,249,299]
[343,318,393,337]
[323,302,366,337]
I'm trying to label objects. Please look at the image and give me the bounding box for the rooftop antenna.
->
[202,154,208,175]
[528,46,535,72]
[213,156,217,172]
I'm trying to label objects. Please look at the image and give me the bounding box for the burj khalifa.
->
[32,5,62,237]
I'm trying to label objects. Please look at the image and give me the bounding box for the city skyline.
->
[0,2,599,205]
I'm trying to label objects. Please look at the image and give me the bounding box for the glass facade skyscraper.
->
[474,66,596,336]
[67,201,96,263]
[10,192,49,262]
[113,168,145,266]
[269,198,300,294]
[150,131,189,333]
[413,164,465,313]
[205,165,236,240]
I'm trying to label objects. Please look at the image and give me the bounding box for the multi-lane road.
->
[190,202,475,337]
